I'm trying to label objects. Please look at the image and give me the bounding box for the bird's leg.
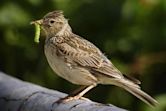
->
[74,84,96,99]
[69,85,88,96]
[56,84,96,103]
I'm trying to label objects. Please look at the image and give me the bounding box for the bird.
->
[31,10,158,106]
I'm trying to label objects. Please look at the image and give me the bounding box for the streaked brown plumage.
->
[32,10,158,106]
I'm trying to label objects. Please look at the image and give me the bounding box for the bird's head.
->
[32,10,71,37]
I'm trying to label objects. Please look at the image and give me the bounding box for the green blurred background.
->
[0,0,166,110]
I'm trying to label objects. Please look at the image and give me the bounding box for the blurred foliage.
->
[0,0,166,110]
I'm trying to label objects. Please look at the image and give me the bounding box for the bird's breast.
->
[44,43,97,85]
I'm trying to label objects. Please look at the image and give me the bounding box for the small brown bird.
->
[32,10,158,106]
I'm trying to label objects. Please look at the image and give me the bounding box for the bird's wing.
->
[53,34,123,79]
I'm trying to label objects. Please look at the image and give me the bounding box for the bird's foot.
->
[55,95,81,104]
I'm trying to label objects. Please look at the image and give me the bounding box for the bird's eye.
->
[50,20,55,24]
[48,19,56,27]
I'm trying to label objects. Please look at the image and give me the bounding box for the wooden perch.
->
[0,72,127,111]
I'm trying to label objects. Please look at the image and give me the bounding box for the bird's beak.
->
[30,19,43,25]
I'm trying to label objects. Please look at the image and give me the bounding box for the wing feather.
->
[53,34,123,79]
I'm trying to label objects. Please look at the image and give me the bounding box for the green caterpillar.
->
[31,21,41,43]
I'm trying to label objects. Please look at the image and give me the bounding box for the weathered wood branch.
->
[0,72,127,111]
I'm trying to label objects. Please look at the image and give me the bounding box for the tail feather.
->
[118,80,158,107]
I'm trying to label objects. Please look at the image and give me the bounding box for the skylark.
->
[31,10,158,106]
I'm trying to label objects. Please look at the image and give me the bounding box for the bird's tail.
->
[116,79,158,107]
